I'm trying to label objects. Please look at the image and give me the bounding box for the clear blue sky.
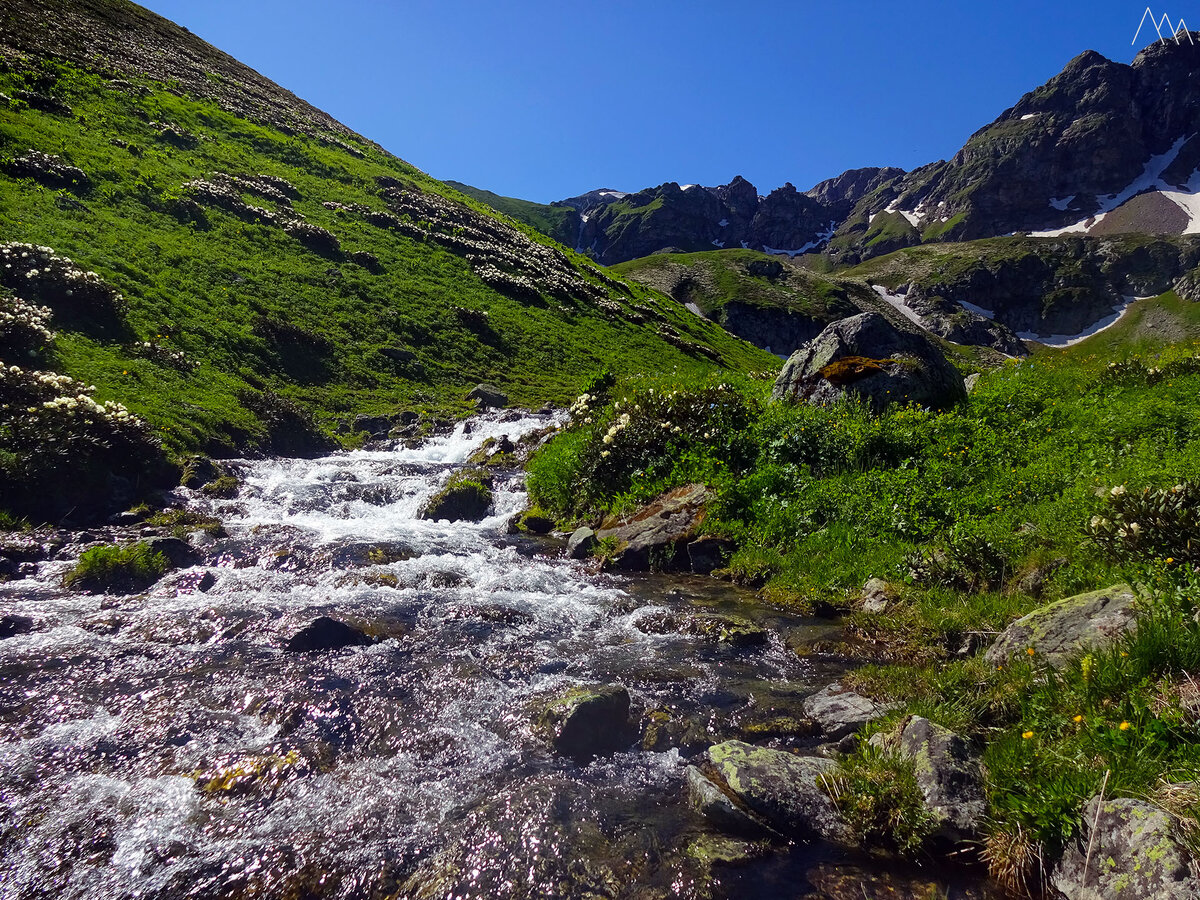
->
[140,1,1173,203]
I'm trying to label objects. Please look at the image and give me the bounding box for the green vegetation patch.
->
[63,541,171,593]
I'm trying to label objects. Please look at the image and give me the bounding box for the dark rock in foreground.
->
[772,312,965,411]
[285,616,372,653]
[534,684,633,762]
[0,614,35,639]
[419,471,494,522]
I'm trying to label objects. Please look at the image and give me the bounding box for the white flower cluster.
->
[601,412,632,445]
[0,293,54,351]
[569,392,596,423]
[0,362,141,430]
[0,243,124,314]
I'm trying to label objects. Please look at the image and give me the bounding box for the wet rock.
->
[686,764,768,836]
[873,716,985,841]
[633,610,768,647]
[419,471,494,522]
[687,535,736,575]
[145,536,196,568]
[692,740,854,844]
[534,684,633,762]
[284,616,372,653]
[642,708,713,753]
[596,483,710,571]
[516,511,555,534]
[1053,795,1200,900]
[772,312,966,411]
[0,614,35,639]
[985,585,1137,669]
[466,383,508,408]
[566,526,597,559]
[803,682,897,739]
[861,577,894,613]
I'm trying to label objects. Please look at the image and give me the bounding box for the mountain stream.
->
[0,412,996,899]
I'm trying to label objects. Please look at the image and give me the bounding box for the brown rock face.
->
[595,483,710,571]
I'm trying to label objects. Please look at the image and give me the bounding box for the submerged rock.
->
[284,616,372,653]
[534,684,633,762]
[803,682,897,739]
[985,585,1138,669]
[771,312,966,411]
[595,483,710,571]
[1052,795,1200,900]
[690,740,853,844]
[0,614,35,639]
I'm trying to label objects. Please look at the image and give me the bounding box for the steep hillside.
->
[444,181,581,248]
[0,0,775,518]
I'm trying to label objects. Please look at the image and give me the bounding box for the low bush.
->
[63,542,171,593]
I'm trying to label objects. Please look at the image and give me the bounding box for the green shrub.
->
[1087,480,1200,565]
[825,744,939,856]
[63,542,171,593]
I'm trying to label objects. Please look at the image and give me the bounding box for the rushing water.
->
[0,413,994,899]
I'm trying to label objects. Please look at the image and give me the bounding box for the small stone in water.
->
[285,616,372,652]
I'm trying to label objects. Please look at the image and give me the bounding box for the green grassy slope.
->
[0,18,774,464]
[444,181,581,248]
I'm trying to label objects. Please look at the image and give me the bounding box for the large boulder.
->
[985,585,1138,669]
[688,740,853,844]
[873,716,985,841]
[771,312,966,411]
[595,483,710,571]
[1052,795,1200,900]
[803,682,897,739]
[419,470,494,522]
[534,684,633,762]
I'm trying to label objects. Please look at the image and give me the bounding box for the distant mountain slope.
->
[444,181,581,248]
[517,35,1200,267]
[0,0,773,466]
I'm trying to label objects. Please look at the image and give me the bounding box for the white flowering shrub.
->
[128,340,196,371]
[550,383,756,513]
[0,292,54,357]
[0,361,164,519]
[1087,481,1200,565]
[0,243,124,323]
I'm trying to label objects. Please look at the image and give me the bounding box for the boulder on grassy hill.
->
[985,585,1138,669]
[1052,795,1200,900]
[771,312,965,411]
[871,716,985,842]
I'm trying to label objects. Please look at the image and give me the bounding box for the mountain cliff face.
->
[508,36,1200,267]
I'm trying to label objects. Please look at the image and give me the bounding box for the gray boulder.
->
[534,684,633,762]
[595,483,710,571]
[467,384,508,408]
[1052,796,1200,900]
[876,716,985,841]
[803,682,897,739]
[689,740,853,844]
[566,526,597,560]
[985,585,1138,669]
[771,312,966,411]
[861,577,894,613]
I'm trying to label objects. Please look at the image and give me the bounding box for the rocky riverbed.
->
[0,412,1000,899]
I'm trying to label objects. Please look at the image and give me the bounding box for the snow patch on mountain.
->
[871,285,926,327]
[1032,135,1199,236]
[1017,296,1143,346]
